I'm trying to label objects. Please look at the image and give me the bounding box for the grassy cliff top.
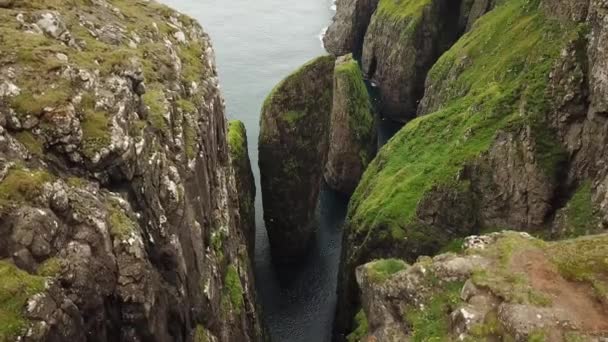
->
[348,0,581,237]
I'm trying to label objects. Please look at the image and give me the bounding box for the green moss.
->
[81,109,111,159]
[0,260,46,341]
[210,226,229,261]
[547,234,608,303]
[143,85,170,135]
[262,55,335,112]
[439,238,465,254]
[10,86,71,118]
[282,110,306,126]
[36,258,63,277]
[335,55,374,161]
[177,41,205,83]
[367,259,408,282]
[194,325,211,342]
[348,0,579,244]
[227,120,247,162]
[405,281,463,341]
[528,330,547,342]
[561,182,602,238]
[177,99,197,113]
[221,265,244,315]
[376,0,431,24]
[14,131,44,156]
[0,167,53,210]
[346,309,368,342]
[106,199,137,240]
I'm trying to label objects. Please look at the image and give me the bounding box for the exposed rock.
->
[360,0,492,121]
[323,0,380,56]
[0,1,263,341]
[353,232,608,341]
[259,55,335,261]
[334,1,595,337]
[227,120,256,259]
[324,54,375,195]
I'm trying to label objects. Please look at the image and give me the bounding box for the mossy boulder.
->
[259,55,335,261]
[227,120,256,257]
[324,54,375,195]
[352,232,608,341]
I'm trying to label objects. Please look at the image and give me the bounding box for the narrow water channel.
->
[158,1,404,340]
[159,1,344,341]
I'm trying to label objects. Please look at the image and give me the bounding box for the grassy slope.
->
[348,0,580,240]
[0,0,205,159]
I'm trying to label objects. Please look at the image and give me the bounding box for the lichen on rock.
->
[0,0,263,341]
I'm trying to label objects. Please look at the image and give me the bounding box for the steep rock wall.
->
[258,55,335,262]
[359,0,493,121]
[227,120,256,259]
[323,0,380,56]
[334,0,601,337]
[0,1,263,341]
[324,55,375,195]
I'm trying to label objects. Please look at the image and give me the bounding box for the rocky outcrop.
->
[324,55,375,195]
[0,1,262,341]
[334,0,608,337]
[258,55,335,262]
[227,120,256,258]
[359,0,492,121]
[323,0,380,56]
[353,232,608,341]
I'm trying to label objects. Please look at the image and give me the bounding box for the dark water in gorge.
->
[159,0,346,341]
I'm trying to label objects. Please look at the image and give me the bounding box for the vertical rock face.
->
[258,55,335,262]
[0,1,262,341]
[360,0,468,121]
[324,55,375,195]
[323,0,380,56]
[334,0,608,337]
[227,120,256,259]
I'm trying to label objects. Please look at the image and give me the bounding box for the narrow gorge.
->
[1,0,608,341]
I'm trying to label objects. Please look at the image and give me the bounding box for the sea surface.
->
[159,0,344,341]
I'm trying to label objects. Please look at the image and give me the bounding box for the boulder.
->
[259,55,335,262]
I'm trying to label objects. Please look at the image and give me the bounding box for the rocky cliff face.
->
[227,120,256,259]
[325,0,496,122]
[258,55,335,261]
[352,232,608,341]
[0,1,262,341]
[324,55,375,195]
[323,0,379,56]
[334,0,608,338]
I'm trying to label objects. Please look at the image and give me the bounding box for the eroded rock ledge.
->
[352,232,608,341]
[0,1,263,341]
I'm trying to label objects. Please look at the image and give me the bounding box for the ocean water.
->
[159,0,343,341]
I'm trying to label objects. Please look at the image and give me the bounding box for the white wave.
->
[331,4,337,11]
[319,27,328,48]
